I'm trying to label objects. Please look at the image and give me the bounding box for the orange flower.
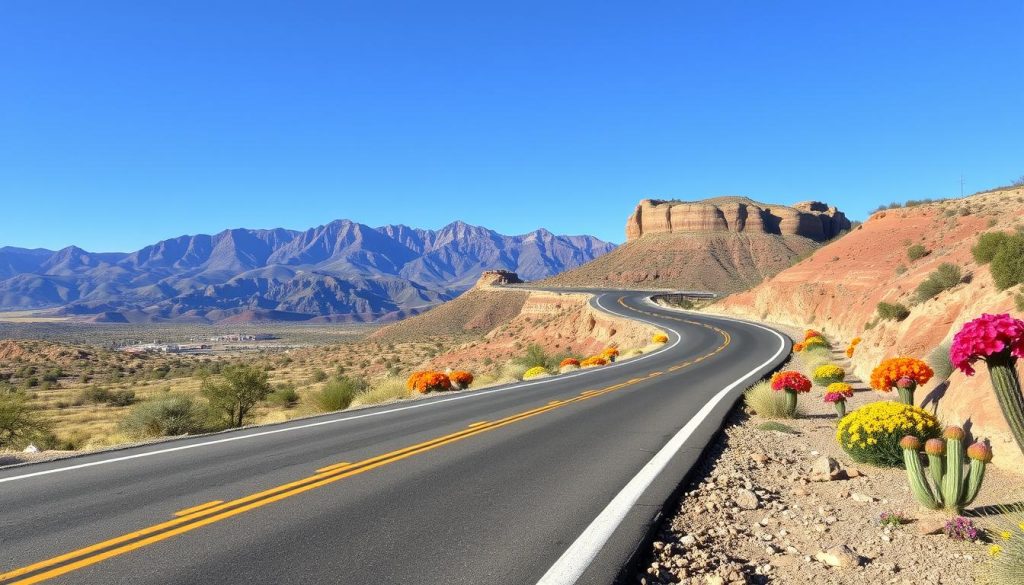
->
[869,357,934,392]
[580,356,609,368]
[449,370,474,387]
[559,358,580,368]
[601,347,620,358]
[804,329,823,340]
[845,346,855,358]
[406,371,452,393]
[793,342,805,353]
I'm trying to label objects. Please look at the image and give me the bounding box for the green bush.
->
[314,376,368,412]
[310,368,329,383]
[106,389,137,407]
[972,231,1010,264]
[877,301,910,321]
[268,384,300,408]
[119,394,218,438]
[907,244,928,261]
[991,235,1024,290]
[757,421,798,434]
[201,364,273,427]
[915,263,962,302]
[0,392,51,449]
[515,344,550,369]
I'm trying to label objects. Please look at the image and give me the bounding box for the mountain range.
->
[0,220,615,323]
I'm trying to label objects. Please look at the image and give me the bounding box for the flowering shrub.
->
[770,371,812,417]
[559,358,580,368]
[836,401,940,467]
[845,337,861,358]
[824,382,854,417]
[770,371,812,393]
[870,357,934,404]
[406,371,452,394]
[944,516,979,541]
[523,366,549,379]
[652,333,669,344]
[804,336,828,350]
[845,346,855,358]
[982,503,1024,582]
[812,364,846,386]
[601,347,620,359]
[580,356,608,368]
[793,342,805,353]
[951,313,1024,455]
[804,329,822,340]
[449,370,474,389]
[851,337,862,346]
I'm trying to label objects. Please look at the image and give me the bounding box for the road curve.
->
[0,291,790,585]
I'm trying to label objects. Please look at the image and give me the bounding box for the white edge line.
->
[535,314,788,585]
[0,294,681,485]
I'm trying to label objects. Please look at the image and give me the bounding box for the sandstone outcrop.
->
[625,197,850,242]
[712,186,1024,471]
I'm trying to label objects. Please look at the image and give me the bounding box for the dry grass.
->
[743,380,796,419]
[350,377,411,407]
[981,500,1024,584]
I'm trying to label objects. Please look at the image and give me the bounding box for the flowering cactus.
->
[899,425,991,512]
[651,333,669,344]
[870,357,934,405]
[770,371,812,417]
[823,382,854,418]
[813,364,846,386]
[950,313,1024,455]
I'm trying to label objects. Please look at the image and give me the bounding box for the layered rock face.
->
[625,197,850,242]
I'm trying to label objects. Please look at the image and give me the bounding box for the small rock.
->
[22,443,39,453]
[734,488,760,510]
[916,518,947,535]
[851,492,876,503]
[814,545,863,568]
[809,456,843,481]
[751,453,768,464]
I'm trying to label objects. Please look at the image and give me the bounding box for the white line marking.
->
[0,293,681,485]
[536,315,788,585]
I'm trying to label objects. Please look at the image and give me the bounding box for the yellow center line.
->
[172,501,223,518]
[314,461,352,474]
[1,307,734,585]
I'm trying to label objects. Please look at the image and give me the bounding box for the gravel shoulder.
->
[633,321,1021,585]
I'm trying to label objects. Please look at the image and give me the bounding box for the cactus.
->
[941,426,965,508]
[899,426,992,513]
[833,399,846,418]
[900,436,938,509]
[895,376,917,406]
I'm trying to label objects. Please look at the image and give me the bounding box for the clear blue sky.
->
[2,1,1021,251]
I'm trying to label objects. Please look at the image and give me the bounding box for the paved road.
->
[0,291,789,585]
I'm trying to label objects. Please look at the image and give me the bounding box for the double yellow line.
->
[0,299,730,585]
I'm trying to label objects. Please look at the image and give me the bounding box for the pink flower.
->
[949,314,1024,375]
[823,392,848,404]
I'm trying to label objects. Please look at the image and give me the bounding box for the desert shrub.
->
[983,503,1024,584]
[895,265,908,275]
[268,383,300,407]
[522,366,549,379]
[744,380,794,419]
[559,358,581,368]
[915,263,963,302]
[1016,293,1024,313]
[803,335,829,350]
[449,370,474,389]
[516,344,550,369]
[106,389,136,407]
[499,362,530,381]
[0,392,51,449]
[927,341,954,381]
[310,368,329,383]
[352,377,409,407]
[315,376,368,411]
[973,232,1011,264]
[801,345,832,361]
[907,244,928,261]
[119,394,217,438]
[77,386,134,407]
[201,364,273,427]
[559,363,580,374]
[877,301,910,321]
[991,235,1024,290]
[836,401,940,467]
[812,364,845,386]
[406,371,451,394]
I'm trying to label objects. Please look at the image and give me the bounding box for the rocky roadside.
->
[633,343,1020,584]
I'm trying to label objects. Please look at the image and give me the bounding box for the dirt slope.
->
[713,186,1024,469]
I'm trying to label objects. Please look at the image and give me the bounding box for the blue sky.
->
[1,1,1021,251]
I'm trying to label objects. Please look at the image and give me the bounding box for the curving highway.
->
[0,291,789,585]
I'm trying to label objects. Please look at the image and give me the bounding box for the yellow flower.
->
[1001,530,1012,540]
[989,544,1002,557]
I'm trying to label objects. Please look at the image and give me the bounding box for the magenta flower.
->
[949,313,1024,376]
[823,392,847,404]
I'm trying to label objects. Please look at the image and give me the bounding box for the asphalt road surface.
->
[0,291,790,585]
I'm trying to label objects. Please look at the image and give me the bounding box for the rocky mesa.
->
[624,197,850,242]
[542,196,850,293]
